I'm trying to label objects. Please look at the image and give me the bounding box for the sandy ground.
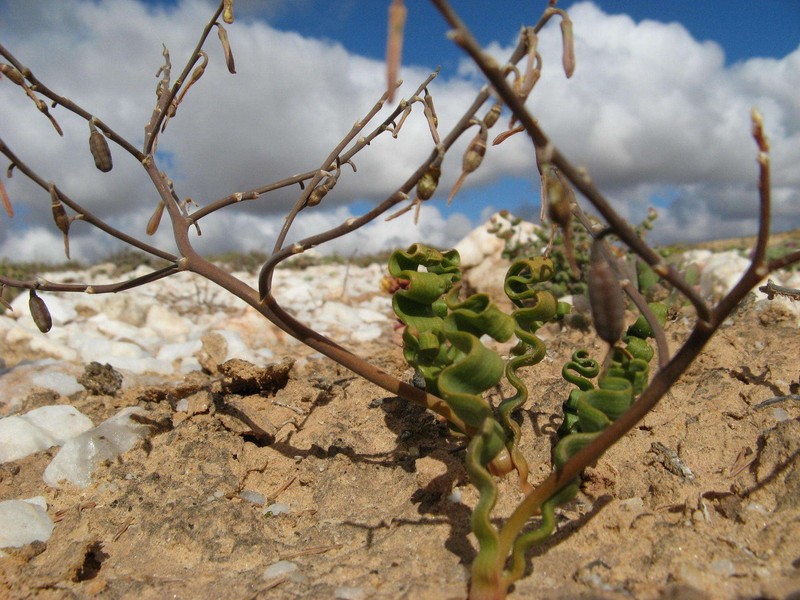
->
[1,292,799,599]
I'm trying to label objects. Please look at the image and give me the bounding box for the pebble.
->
[0,497,54,549]
[262,560,300,581]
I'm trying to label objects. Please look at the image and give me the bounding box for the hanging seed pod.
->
[588,236,625,347]
[543,165,579,276]
[0,179,12,218]
[29,290,52,333]
[385,0,407,102]
[176,51,208,107]
[423,90,438,129]
[307,175,337,207]
[0,63,25,86]
[385,165,440,224]
[416,165,440,201]
[560,15,576,78]
[146,201,165,236]
[49,184,71,259]
[222,0,234,24]
[482,101,502,129]
[448,124,487,205]
[88,121,113,172]
[215,23,236,74]
[0,285,12,312]
[492,125,524,146]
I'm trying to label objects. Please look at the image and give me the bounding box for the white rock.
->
[0,497,54,548]
[30,371,83,397]
[88,313,158,347]
[5,324,78,362]
[98,293,151,327]
[262,502,290,516]
[0,405,95,464]
[213,329,261,364]
[335,586,368,600]
[262,560,299,580]
[22,405,94,445]
[352,324,383,342]
[145,304,191,339]
[43,407,149,488]
[699,251,752,300]
[0,416,57,463]
[156,340,203,373]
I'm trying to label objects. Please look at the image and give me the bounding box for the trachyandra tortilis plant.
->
[1,2,798,599]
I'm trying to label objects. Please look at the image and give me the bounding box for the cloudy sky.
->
[0,0,798,264]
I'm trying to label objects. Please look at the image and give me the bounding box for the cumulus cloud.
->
[0,0,797,264]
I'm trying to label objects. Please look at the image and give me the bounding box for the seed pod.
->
[222,0,234,24]
[385,0,406,102]
[482,101,502,129]
[542,165,579,276]
[146,201,165,236]
[176,51,208,107]
[29,290,52,333]
[88,121,113,172]
[560,16,576,78]
[215,23,236,74]
[448,125,487,205]
[0,63,25,86]
[49,183,70,259]
[307,175,337,207]
[0,179,12,218]
[416,165,440,201]
[423,90,438,129]
[492,125,524,146]
[588,237,625,346]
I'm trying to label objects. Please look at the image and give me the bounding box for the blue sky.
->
[1,1,798,262]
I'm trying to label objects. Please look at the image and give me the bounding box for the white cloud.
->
[0,0,798,266]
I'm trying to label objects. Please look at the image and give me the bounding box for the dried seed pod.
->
[462,126,487,173]
[0,179,12,218]
[29,290,52,333]
[222,0,234,24]
[416,165,440,201]
[482,101,502,129]
[492,125,524,146]
[176,51,208,107]
[423,90,438,129]
[385,0,406,102]
[448,124,488,205]
[560,16,576,78]
[0,285,12,312]
[0,63,25,86]
[88,121,113,172]
[146,201,165,236]
[542,165,579,276]
[385,165,440,224]
[215,23,236,74]
[307,175,337,207]
[49,183,71,259]
[588,236,625,346]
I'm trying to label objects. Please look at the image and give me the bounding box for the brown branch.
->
[143,1,224,154]
[0,137,178,264]
[0,44,144,162]
[430,0,711,325]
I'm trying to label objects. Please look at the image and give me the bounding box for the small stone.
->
[77,361,123,395]
[262,560,299,580]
